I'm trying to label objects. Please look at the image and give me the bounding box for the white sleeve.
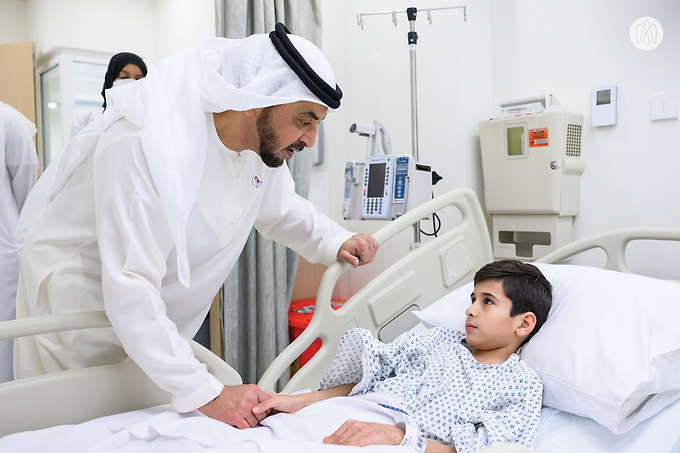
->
[69,111,92,140]
[93,135,222,413]
[4,115,38,213]
[254,165,353,265]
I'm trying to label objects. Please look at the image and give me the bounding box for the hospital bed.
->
[0,188,679,453]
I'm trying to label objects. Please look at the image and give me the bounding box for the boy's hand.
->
[252,384,355,420]
[252,392,308,416]
[323,419,404,447]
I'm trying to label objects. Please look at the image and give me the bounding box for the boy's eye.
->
[484,298,494,305]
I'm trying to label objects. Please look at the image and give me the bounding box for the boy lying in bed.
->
[254,260,552,453]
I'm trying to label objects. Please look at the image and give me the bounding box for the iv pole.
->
[357,5,466,247]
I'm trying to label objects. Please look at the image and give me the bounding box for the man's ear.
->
[244,108,264,118]
[516,312,537,339]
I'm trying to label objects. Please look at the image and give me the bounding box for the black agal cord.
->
[269,22,343,109]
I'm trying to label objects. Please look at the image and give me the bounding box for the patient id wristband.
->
[395,422,427,453]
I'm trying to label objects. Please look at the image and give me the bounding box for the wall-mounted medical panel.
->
[479,95,585,260]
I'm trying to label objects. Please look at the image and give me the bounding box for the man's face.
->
[256,101,327,168]
[465,279,523,352]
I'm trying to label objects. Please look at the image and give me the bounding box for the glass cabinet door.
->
[37,48,111,171]
[73,61,107,121]
[40,65,61,170]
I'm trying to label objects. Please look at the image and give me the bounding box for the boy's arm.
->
[252,383,355,416]
[323,420,457,452]
[320,327,417,395]
[425,441,457,452]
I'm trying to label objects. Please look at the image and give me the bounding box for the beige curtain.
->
[215,0,322,389]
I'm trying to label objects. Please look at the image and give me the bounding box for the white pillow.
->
[412,263,680,434]
[412,281,472,331]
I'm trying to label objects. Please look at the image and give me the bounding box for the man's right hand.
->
[198,384,270,428]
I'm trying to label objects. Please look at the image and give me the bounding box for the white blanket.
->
[6,389,678,452]
[0,393,418,452]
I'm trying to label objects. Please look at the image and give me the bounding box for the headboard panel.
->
[537,226,680,278]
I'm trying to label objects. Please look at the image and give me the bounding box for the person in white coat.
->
[14,24,378,428]
[69,52,147,139]
[0,102,39,383]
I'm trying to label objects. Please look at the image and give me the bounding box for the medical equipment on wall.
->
[479,94,585,260]
[591,85,617,127]
[343,120,433,221]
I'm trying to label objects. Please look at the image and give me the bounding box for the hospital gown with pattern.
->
[319,327,542,452]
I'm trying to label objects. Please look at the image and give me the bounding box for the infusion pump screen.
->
[367,163,386,197]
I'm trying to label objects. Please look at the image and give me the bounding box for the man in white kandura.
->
[0,102,39,384]
[14,24,378,427]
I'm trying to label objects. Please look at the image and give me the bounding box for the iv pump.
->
[343,120,433,221]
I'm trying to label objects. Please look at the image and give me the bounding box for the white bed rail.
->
[259,188,494,394]
[0,311,241,438]
[536,226,680,274]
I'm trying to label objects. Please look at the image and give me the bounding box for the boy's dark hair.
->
[474,260,552,344]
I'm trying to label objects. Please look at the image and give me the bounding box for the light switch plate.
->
[651,93,679,121]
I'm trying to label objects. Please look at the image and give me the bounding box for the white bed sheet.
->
[0,393,418,453]
[4,393,678,453]
[535,397,680,453]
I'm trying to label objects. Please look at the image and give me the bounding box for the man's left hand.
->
[337,233,378,268]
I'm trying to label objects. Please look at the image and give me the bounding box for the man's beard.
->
[256,107,305,168]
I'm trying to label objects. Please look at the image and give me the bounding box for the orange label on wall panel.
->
[529,128,549,147]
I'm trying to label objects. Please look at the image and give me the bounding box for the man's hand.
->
[337,233,379,268]
[198,384,270,429]
[323,419,404,447]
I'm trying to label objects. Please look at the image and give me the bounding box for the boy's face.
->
[465,279,522,351]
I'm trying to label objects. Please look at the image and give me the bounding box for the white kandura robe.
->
[0,105,38,383]
[69,109,103,140]
[15,113,353,411]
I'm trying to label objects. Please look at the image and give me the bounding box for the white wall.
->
[321,0,680,296]
[26,0,157,63]
[154,0,216,63]
[489,0,680,278]
[0,0,29,44]
[0,0,215,64]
